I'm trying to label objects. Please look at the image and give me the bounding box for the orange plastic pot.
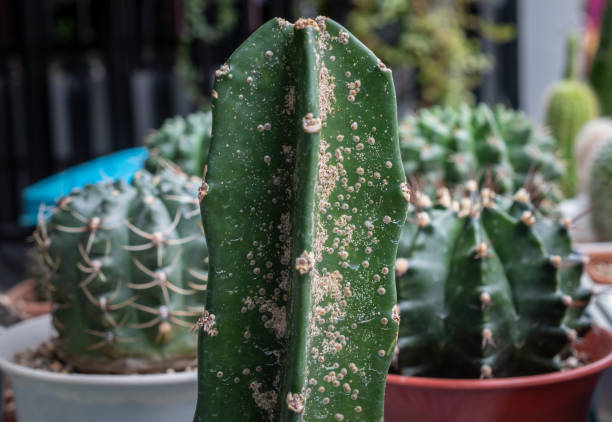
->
[385,327,612,422]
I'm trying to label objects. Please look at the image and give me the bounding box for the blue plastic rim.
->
[20,147,149,227]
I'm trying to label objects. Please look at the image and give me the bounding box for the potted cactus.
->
[193,16,408,421]
[0,167,207,422]
[385,184,612,422]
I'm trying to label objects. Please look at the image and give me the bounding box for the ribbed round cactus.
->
[145,111,212,177]
[574,118,612,194]
[545,34,599,196]
[33,168,208,373]
[395,184,590,378]
[194,17,408,422]
[400,104,563,204]
[590,141,612,241]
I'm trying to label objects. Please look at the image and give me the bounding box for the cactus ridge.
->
[195,17,407,421]
[395,184,590,378]
[34,168,208,373]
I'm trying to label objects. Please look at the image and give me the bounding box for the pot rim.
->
[387,326,612,390]
[0,315,196,386]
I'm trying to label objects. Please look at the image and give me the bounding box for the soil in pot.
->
[12,339,197,375]
[385,327,612,422]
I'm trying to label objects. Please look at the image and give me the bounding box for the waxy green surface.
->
[196,17,407,421]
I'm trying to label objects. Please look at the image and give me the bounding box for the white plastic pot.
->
[0,315,197,422]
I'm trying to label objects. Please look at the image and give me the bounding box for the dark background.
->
[0,0,517,289]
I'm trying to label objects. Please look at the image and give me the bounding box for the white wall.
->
[519,0,583,123]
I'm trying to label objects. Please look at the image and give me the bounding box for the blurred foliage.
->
[346,0,514,106]
[176,0,238,107]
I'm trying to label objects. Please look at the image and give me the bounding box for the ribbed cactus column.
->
[195,17,407,421]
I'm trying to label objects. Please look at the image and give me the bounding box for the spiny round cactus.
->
[195,16,408,422]
[145,111,212,177]
[400,103,564,205]
[33,167,208,373]
[590,141,612,241]
[395,184,590,379]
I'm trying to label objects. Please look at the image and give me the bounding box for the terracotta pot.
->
[3,279,51,320]
[578,242,612,284]
[385,327,612,422]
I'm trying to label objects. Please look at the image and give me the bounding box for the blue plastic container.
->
[20,147,148,226]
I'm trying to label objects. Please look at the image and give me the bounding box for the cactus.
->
[545,33,599,196]
[400,103,563,205]
[33,167,208,373]
[395,184,590,378]
[194,17,408,421]
[590,1,612,117]
[145,111,212,177]
[574,118,612,194]
[590,141,612,241]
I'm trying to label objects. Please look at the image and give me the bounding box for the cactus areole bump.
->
[195,17,408,421]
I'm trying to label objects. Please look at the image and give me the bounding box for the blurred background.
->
[0,0,598,288]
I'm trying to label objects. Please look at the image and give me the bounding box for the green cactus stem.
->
[195,17,408,421]
[145,111,212,177]
[395,184,590,378]
[34,168,208,373]
[590,141,612,241]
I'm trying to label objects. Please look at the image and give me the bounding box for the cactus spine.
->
[590,141,612,241]
[34,168,208,373]
[195,17,408,421]
[145,111,212,177]
[545,33,599,196]
[395,185,590,378]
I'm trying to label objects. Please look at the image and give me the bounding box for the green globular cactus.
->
[194,17,408,421]
[400,104,563,205]
[545,34,600,197]
[34,168,208,373]
[145,111,212,177]
[394,184,590,379]
[590,1,612,117]
[590,141,612,241]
